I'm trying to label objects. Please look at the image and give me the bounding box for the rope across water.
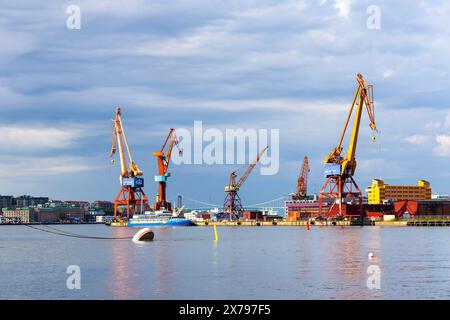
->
[22,224,134,240]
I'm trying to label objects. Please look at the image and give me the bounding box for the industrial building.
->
[394,200,450,218]
[366,179,432,204]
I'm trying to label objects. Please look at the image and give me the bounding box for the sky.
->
[0,0,449,206]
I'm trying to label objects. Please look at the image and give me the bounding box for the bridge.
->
[179,195,289,214]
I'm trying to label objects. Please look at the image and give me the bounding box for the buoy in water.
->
[132,228,154,242]
[368,252,374,259]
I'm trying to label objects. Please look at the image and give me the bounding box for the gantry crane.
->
[223,146,268,220]
[318,73,378,218]
[110,107,148,220]
[292,156,310,200]
[153,128,182,211]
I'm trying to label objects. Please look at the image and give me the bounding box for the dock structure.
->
[199,220,355,227]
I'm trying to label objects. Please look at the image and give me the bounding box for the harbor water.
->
[1,225,450,299]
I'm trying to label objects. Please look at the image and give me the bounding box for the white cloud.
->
[404,134,432,145]
[0,125,86,150]
[383,69,395,79]
[0,156,102,177]
[425,121,441,129]
[334,0,351,19]
[434,135,450,156]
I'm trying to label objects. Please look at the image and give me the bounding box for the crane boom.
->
[223,146,268,220]
[236,146,268,189]
[324,73,377,176]
[293,156,309,199]
[110,107,143,178]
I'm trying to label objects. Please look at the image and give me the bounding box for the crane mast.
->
[293,156,310,200]
[153,128,182,211]
[319,74,378,218]
[110,107,148,221]
[223,146,268,220]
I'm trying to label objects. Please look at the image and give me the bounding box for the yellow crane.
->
[319,73,378,218]
[110,107,148,220]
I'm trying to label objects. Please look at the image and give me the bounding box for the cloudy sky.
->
[0,0,449,205]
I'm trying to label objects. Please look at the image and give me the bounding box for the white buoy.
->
[132,228,154,242]
[368,252,374,259]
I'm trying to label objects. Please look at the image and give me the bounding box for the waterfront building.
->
[394,199,450,218]
[65,200,90,208]
[92,200,114,211]
[0,195,14,208]
[1,208,37,223]
[34,206,85,223]
[15,195,49,208]
[366,179,432,204]
[85,208,106,222]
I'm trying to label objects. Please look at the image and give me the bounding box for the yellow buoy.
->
[213,223,219,241]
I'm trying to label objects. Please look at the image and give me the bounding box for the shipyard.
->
[2,0,450,304]
[2,75,448,228]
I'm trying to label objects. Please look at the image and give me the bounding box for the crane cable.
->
[22,224,134,240]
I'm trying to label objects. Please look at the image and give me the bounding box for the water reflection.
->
[3,225,450,299]
[107,227,140,299]
[152,228,174,298]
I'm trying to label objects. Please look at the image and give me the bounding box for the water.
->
[1,224,450,299]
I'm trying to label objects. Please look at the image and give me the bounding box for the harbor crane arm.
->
[234,145,268,190]
[110,107,143,178]
[294,156,310,199]
[154,128,183,176]
[323,73,378,176]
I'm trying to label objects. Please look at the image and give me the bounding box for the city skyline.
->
[1,1,449,204]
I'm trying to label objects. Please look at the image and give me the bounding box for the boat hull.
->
[128,218,195,227]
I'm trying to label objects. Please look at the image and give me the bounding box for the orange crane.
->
[292,156,310,200]
[153,128,182,211]
[318,73,378,218]
[223,146,268,220]
[109,107,148,221]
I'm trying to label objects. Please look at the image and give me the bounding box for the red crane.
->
[153,128,182,211]
[223,146,268,220]
[293,156,310,200]
[109,107,148,221]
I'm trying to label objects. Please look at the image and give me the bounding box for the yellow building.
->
[367,179,432,204]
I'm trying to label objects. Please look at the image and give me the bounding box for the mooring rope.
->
[22,224,134,240]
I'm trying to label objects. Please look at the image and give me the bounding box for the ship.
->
[127,211,196,227]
